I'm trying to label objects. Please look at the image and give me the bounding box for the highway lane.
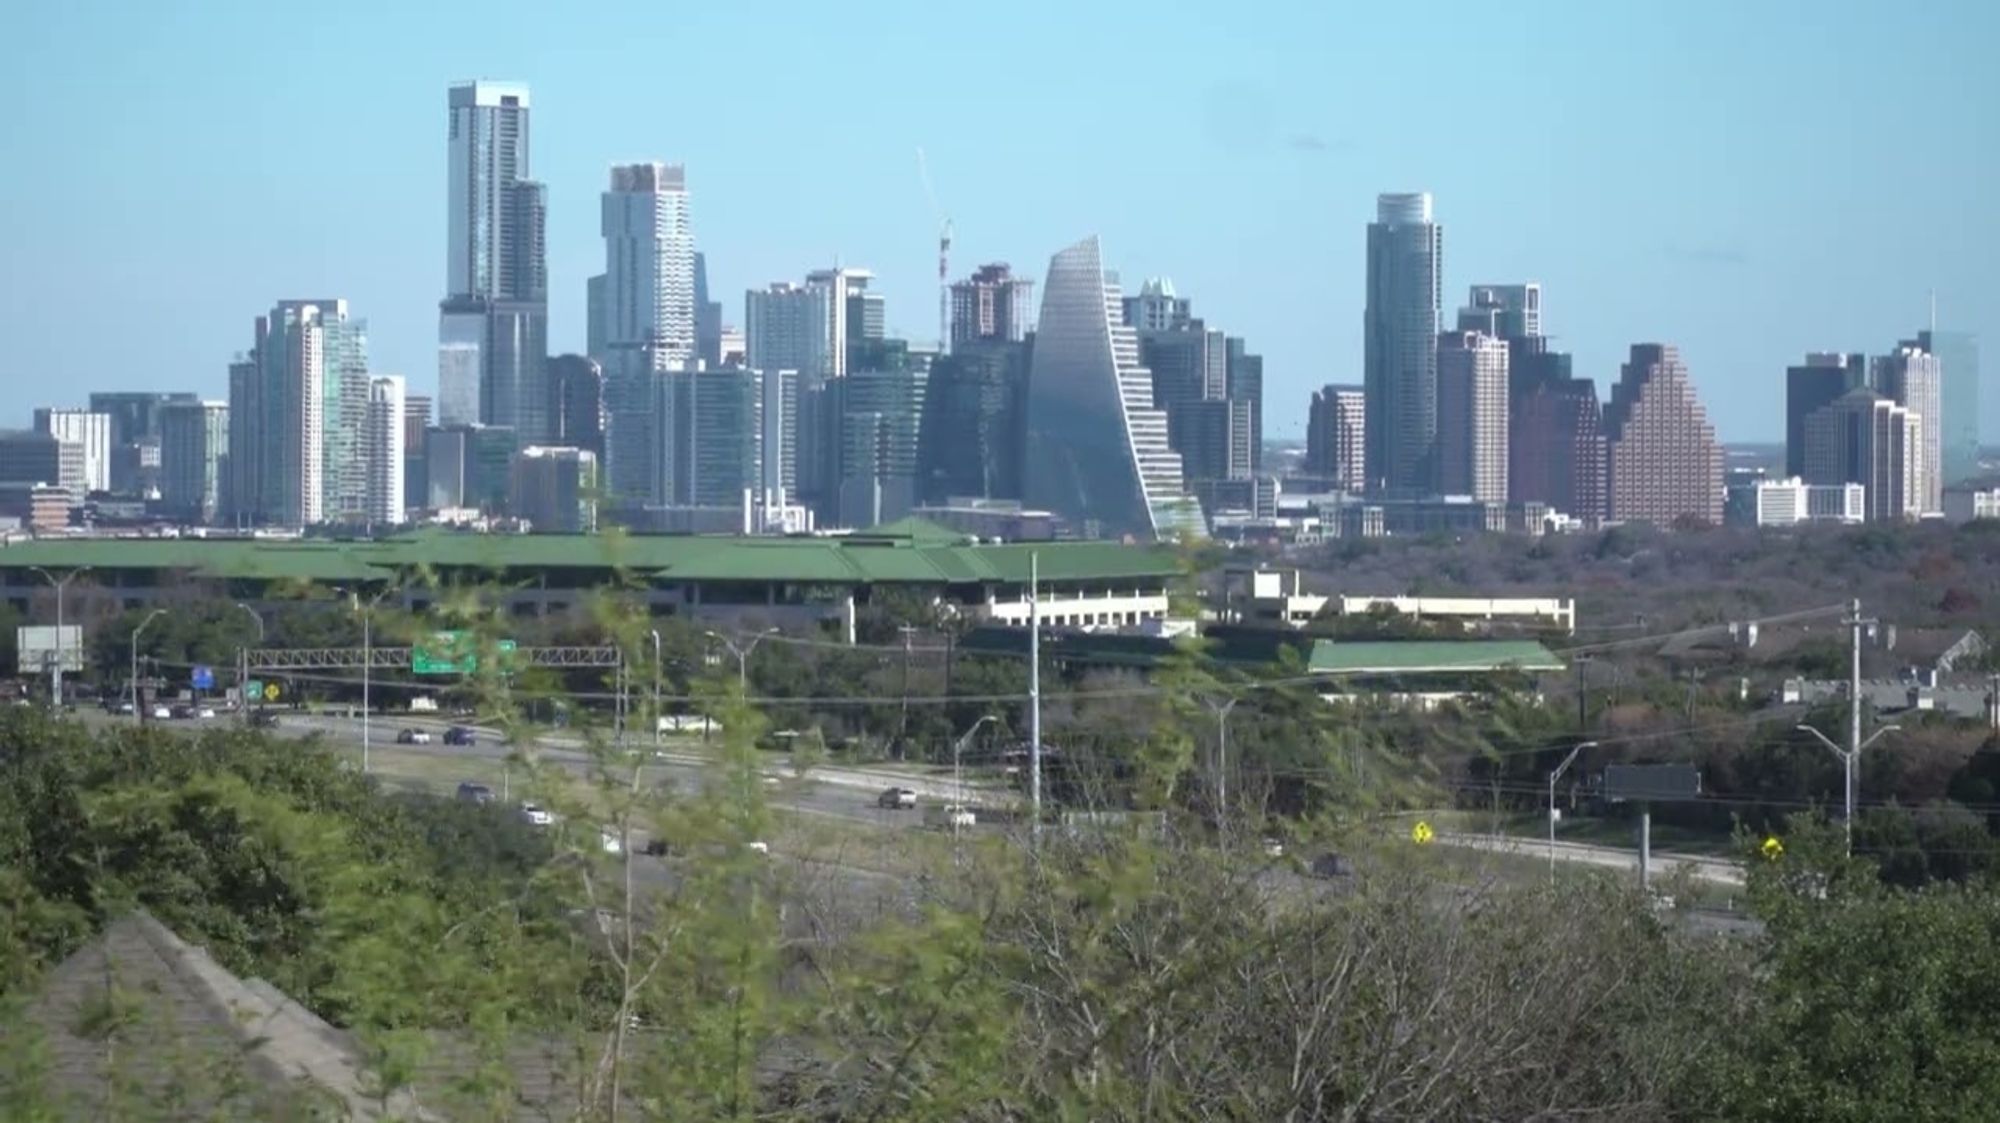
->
[1436,830,1746,888]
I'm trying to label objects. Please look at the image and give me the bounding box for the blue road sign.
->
[191,665,216,690]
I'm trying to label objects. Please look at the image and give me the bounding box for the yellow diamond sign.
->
[1411,820,1435,845]
[1761,836,1783,861]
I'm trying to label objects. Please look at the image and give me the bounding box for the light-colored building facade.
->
[157,400,228,522]
[1944,486,2000,524]
[1874,344,1943,514]
[1363,192,1442,495]
[1603,344,1724,526]
[1802,388,1920,522]
[226,299,367,528]
[440,81,548,444]
[1306,384,1366,492]
[1023,236,1204,541]
[30,409,111,496]
[600,162,696,506]
[366,375,407,526]
[1435,331,1509,503]
[949,263,1034,348]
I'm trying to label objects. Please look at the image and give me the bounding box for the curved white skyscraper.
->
[1024,236,1204,541]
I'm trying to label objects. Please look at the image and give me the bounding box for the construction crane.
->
[917,148,952,356]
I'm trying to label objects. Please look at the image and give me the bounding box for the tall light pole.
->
[1548,740,1598,881]
[951,714,1000,848]
[704,627,778,693]
[1798,722,1898,856]
[129,608,167,723]
[333,586,390,773]
[29,565,90,707]
[650,629,663,746]
[234,603,264,722]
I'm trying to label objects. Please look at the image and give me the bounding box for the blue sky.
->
[2,0,1994,443]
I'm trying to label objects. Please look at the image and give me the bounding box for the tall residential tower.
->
[1363,193,1443,494]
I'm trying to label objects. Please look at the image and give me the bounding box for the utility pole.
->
[650,629,663,747]
[1203,695,1243,834]
[897,624,916,760]
[29,566,90,707]
[1796,598,1895,856]
[1029,552,1042,842]
[1574,654,1592,731]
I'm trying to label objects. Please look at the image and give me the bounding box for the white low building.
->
[1220,567,1576,634]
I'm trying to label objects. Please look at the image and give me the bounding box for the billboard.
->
[1603,764,1702,804]
[16,626,84,673]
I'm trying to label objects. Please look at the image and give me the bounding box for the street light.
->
[129,609,167,723]
[234,603,264,723]
[704,628,779,693]
[1548,740,1598,881]
[950,714,1001,846]
[1797,722,1899,855]
[333,586,392,774]
[28,565,90,707]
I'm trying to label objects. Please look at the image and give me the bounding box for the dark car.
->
[455,782,495,805]
[443,725,477,746]
[249,710,280,729]
[169,704,195,720]
[876,786,918,810]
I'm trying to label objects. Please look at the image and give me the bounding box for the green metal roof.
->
[0,529,1179,588]
[1306,639,1564,675]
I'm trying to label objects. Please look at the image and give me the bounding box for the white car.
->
[195,707,217,720]
[600,830,623,854]
[1262,838,1286,858]
[746,840,770,855]
[519,803,554,827]
[150,705,172,720]
[932,804,976,829]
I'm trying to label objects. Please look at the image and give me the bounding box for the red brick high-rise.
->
[1603,344,1723,526]
[1511,378,1605,521]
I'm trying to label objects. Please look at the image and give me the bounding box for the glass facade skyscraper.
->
[1023,236,1203,541]
[1364,193,1442,495]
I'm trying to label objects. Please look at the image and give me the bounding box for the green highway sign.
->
[412,631,517,675]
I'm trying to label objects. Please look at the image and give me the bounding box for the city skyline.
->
[3,2,1993,445]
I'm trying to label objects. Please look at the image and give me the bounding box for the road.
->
[1436,830,1747,889]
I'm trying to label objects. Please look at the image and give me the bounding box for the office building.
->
[1915,329,1980,486]
[1457,284,1541,343]
[157,399,228,522]
[668,367,764,508]
[426,424,516,513]
[1023,236,1204,540]
[1306,384,1366,492]
[547,354,604,459]
[1363,193,1442,494]
[1874,344,1942,514]
[1785,353,1868,478]
[366,375,407,526]
[89,392,200,494]
[1510,378,1605,520]
[916,341,1030,503]
[1945,486,2000,524]
[1603,344,1724,526]
[949,263,1034,347]
[833,366,927,528]
[585,272,609,362]
[403,395,432,513]
[1175,397,1255,489]
[510,446,598,533]
[225,299,367,528]
[1435,331,1509,503]
[1123,277,1191,333]
[805,267,872,382]
[599,163,696,505]
[1803,388,1920,522]
[1226,337,1264,472]
[694,252,723,368]
[440,81,548,443]
[31,409,111,496]
[0,430,79,507]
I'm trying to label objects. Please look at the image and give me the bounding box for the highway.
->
[1436,830,1747,889]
